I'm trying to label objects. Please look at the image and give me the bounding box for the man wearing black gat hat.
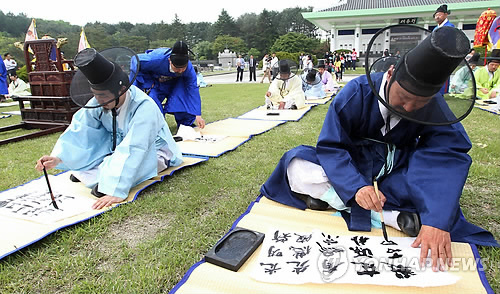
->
[36,48,183,210]
[433,4,454,30]
[131,41,206,130]
[261,25,498,273]
[265,60,306,110]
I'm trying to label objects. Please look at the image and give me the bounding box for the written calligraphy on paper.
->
[251,229,460,287]
[0,177,96,224]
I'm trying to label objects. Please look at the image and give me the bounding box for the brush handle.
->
[43,167,59,209]
[373,180,384,222]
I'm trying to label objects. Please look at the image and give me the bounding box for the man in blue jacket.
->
[261,26,498,273]
[131,41,205,129]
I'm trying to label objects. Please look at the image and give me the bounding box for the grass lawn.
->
[0,84,499,293]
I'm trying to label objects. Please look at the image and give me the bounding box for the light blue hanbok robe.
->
[301,73,326,99]
[51,85,183,199]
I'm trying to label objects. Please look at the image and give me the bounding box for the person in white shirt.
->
[270,53,279,80]
[3,53,17,77]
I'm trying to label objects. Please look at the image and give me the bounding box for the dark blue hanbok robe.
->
[130,48,201,119]
[261,73,498,247]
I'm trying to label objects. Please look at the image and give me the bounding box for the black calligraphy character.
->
[381,240,398,246]
[322,258,344,275]
[286,260,310,275]
[272,230,291,243]
[349,246,373,258]
[321,233,339,245]
[351,236,369,246]
[351,262,380,277]
[267,246,283,257]
[294,233,312,243]
[381,262,416,279]
[317,242,345,257]
[387,248,403,259]
[260,263,281,275]
[289,246,310,259]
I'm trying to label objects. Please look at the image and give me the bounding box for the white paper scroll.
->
[251,229,460,287]
[0,177,96,224]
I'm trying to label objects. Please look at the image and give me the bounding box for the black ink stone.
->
[205,227,265,272]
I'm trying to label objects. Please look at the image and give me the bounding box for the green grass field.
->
[0,84,499,293]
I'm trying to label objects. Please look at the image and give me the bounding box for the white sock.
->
[383,210,401,231]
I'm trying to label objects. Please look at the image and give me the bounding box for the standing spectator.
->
[334,56,343,82]
[345,51,352,71]
[3,53,17,77]
[0,57,7,102]
[340,53,346,74]
[433,4,455,30]
[236,55,245,82]
[302,54,308,71]
[351,48,358,70]
[304,55,313,73]
[299,53,304,70]
[270,53,279,80]
[383,49,390,57]
[395,50,401,58]
[260,54,272,83]
[248,55,257,82]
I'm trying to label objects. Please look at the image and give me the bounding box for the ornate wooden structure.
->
[0,38,80,145]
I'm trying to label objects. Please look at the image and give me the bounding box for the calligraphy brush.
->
[42,167,59,209]
[373,180,389,242]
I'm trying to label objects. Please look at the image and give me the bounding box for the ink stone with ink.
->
[205,227,265,271]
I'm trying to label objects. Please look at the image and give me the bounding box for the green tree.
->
[185,22,214,44]
[270,32,319,54]
[276,7,317,38]
[254,9,279,55]
[212,35,247,56]
[212,9,239,37]
[247,48,261,60]
[194,41,215,60]
[236,13,259,50]
[170,14,186,41]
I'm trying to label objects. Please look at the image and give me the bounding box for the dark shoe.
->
[293,192,329,211]
[69,174,80,182]
[91,184,106,198]
[397,211,421,237]
[290,105,298,110]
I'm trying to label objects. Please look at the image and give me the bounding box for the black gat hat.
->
[365,24,476,126]
[70,47,139,108]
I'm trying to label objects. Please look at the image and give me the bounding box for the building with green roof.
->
[303,0,499,56]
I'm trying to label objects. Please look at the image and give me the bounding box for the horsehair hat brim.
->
[70,47,139,108]
[301,69,321,85]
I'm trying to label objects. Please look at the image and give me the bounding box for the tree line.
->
[0,7,330,68]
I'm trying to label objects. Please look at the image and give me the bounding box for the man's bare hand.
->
[411,225,452,272]
[195,115,205,129]
[480,88,489,94]
[355,185,386,212]
[35,156,61,171]
[92,195,124,210]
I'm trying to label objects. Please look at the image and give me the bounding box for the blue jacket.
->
[131,48,201,117]
[261,73,498,247]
